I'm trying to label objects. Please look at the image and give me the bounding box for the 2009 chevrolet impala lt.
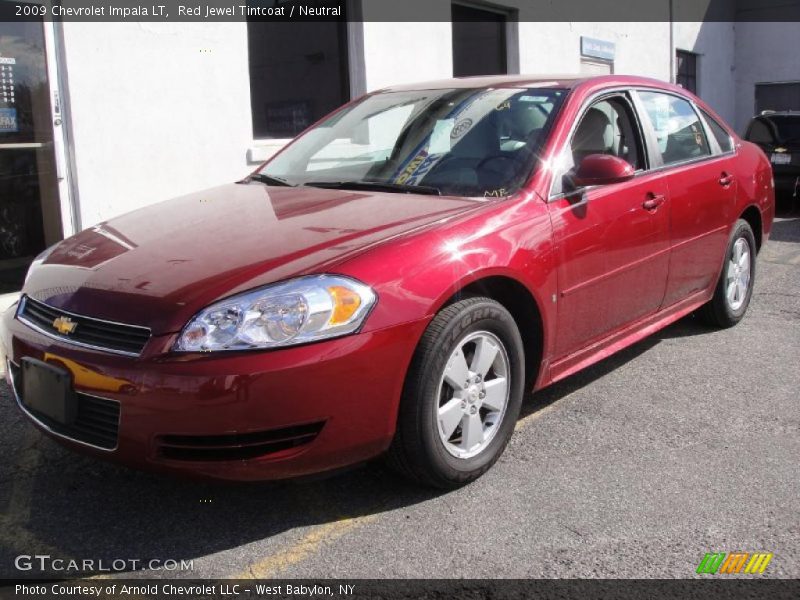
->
[2,75,774,488]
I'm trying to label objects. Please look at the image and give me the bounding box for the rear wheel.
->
[701,219,757,328]
[387,297,525,488]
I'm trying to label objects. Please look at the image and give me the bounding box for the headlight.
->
[174,275,376,352]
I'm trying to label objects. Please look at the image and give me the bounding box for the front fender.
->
[335,194,558,371]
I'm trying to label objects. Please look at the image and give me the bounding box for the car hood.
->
[26,183,479,335]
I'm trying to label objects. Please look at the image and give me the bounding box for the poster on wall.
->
[0,107,18,132]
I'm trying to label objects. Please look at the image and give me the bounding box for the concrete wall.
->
[674,21,736,125]
[518,22,672,83]
[734,22,800,134]
[61,22,253,228]
[362,22,452,92]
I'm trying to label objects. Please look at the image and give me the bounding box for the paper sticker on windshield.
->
[429,119,454,154]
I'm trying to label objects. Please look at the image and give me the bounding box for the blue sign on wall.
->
[580,37,616,61]
[0,108,18,133]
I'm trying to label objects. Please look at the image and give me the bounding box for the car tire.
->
[387,297,525,489]
[701,219,757,328]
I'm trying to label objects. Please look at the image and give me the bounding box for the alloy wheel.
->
[436,331,510,459]
[726,237,751,311]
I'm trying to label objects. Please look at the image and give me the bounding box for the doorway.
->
[755,81,800,114]
[0,5,63,292]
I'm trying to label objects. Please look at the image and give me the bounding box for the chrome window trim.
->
[15,296,149,358]
[6,359,120,452]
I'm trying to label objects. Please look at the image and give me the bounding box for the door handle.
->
[642,193,665,211]
[719,172,734,187]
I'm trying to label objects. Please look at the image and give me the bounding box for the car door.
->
[635,90,735,307]
[547,92,670,359]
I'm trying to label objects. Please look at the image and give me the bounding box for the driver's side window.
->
[551,95,645,196]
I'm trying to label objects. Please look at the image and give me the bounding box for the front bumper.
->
[1,305,427,481]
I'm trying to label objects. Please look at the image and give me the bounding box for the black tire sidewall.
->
[413,299,525,480]
[718,220,757,322]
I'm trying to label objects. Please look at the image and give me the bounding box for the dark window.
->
[755,82,800,113]
[746,115,800,145]
[247,20,350,139]
[700,109,733,153]
[452,4,507,77]
[676,50,698,94]
[639,91,711,165]
[746,119,775,145]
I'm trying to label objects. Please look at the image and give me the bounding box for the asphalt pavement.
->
[1,212,798,580]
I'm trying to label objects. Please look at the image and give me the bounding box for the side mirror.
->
[572,154,635,187]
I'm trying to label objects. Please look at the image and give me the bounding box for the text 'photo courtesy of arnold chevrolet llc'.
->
[0,0,798,597]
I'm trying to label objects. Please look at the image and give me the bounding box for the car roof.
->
[379,74,687,94]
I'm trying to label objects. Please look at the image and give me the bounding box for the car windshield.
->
[258,87,567,198]
[748,115,800,144]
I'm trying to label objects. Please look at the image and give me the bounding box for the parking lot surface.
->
[1,214,798,580]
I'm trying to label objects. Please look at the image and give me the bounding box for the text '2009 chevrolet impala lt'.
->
[2,75,774,488]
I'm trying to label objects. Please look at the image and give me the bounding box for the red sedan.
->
[2,75,774,488]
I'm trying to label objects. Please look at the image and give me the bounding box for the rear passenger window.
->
[638,91,711,165]
[701,109,734,153]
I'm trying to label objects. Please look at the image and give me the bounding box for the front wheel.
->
[701,219,757,328]
[387,297,525,488]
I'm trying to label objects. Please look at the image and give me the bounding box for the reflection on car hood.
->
[25,183,479,334]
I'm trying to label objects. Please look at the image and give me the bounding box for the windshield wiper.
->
[245,173,295,187]
[304,180,441,196]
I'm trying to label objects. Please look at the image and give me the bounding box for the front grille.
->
[17,295,151,356]
[9,361,120,450]
[157,422,325,461]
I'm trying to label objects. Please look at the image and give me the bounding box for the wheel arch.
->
[739,204,763,252]
[437,274,545,389]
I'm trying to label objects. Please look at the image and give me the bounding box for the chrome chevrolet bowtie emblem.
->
[53,316,77,335]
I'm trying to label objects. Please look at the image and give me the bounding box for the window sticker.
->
[0,108,18,133]
[429,118,454,154]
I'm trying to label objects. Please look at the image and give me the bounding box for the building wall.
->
[673,21,736,125]
[734,22,799,134]
[57,17,763,231]
[362,22,453,92]
[518,22,672,82]
[61,22,253,228]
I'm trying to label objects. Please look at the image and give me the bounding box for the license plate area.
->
[771,152,791,165]
[21,358,76,425]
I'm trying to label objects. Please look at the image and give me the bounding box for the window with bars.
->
[676,50,698,95]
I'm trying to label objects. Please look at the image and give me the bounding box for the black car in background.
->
[745,111,800,205]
